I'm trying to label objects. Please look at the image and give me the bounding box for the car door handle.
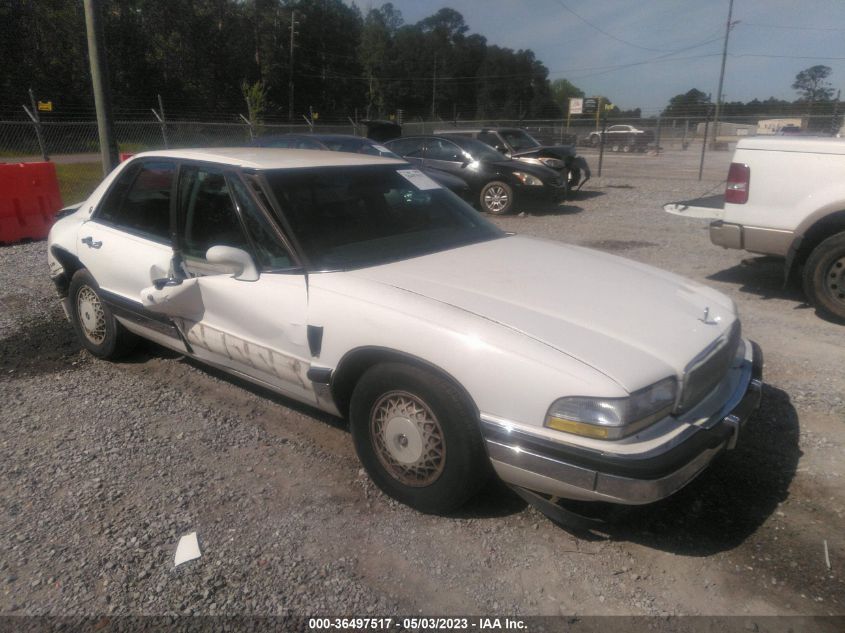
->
[81,236,102,249]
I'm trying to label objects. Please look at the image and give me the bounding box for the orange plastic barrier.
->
[0,162,63,244]
[120,152,134,162]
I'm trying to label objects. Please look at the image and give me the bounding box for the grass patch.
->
[55,162,103,204]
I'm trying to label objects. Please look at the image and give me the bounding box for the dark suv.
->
[434,127,590,194]
[385,135,565,215]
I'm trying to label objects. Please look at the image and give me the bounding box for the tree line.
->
[1,0,563,122]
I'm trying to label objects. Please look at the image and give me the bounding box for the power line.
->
[550,0,676,53]
[741,21,845,33]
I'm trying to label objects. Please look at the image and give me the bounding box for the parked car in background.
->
[708,137,845,322]
[47,147,762,516]
[253,133,471,202]
[435,127,589,194]
[385,135,565,214]
[587,124,654,152]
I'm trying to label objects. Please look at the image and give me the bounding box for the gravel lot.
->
[1,151,843,623]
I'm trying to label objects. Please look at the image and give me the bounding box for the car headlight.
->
[545,377,677,440]
[513,171,544,186]
[539,157,564,170]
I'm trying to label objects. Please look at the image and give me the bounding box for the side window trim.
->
[230,171,304,271]
[249,170,312,270]
[174,162,257,266]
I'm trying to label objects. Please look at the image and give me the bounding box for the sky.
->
[356,0,845,114]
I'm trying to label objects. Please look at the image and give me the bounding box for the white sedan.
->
[47,148,762,516]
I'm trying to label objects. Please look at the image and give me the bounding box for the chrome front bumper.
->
[481,341,763,506]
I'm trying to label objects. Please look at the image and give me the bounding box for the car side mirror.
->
[206,245,259,281]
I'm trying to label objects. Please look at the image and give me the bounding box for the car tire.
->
[349,362,490,514]
[622,144,632,153]
[480,181,514,215]
[69,269,138,359]
[802,231,845,322]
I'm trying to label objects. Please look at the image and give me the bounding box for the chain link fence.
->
[2,113,842,203]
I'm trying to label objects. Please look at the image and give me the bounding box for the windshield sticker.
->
[397,169,441,190]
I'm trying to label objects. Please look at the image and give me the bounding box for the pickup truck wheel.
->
[349,363,489,514]
[69,269,138,359]
[803,232,845,322]
[480,181,513,215]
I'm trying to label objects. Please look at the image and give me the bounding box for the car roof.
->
[129,147,406,169]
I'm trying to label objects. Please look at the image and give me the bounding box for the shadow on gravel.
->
[551,384,801,555]
[525,203,583,217]
[572,190,607,200]
[174,356,529,520]
[179,355,347,430]
[707,256,808,305]
[452,478,528,520]
[0,314,82,379]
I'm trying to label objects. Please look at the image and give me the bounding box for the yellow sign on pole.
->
[37,101,53,112]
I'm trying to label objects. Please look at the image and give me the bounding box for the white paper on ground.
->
[174,532,201,567]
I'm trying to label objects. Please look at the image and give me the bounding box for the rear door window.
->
[386,138,425,158]
[96,161,175,242]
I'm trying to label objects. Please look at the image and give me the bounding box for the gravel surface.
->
[1,156,843,621]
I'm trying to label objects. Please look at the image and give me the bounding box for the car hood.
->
[350,235,736,392]
[490,159,557,180]
[511,145,576,160]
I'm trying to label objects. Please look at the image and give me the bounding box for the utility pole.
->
[288,9,298,122]
[712,0,735,147]
[83,0,119,174]
[831,89,841,136]
[23,88,48,161]
[431,54,437,120]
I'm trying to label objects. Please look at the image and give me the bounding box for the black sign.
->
[582,98,598,114]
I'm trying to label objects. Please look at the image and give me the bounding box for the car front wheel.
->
[803,232,845,322]
[349,362,489,514]
[480,181,514,215]
[69,269,138,359]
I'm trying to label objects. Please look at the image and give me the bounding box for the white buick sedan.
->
[47,148,762,516]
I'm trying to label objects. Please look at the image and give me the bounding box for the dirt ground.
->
[1,149,843,624]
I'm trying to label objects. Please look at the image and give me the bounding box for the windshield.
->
[499,129,541,151]
[451,137,508,162]
[264,165,504,270]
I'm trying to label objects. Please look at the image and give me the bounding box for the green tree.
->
[550,79,584,113]
[792,65,834,102]
[661,88,710,118]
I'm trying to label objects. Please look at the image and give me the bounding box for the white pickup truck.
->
[672,137,845,322]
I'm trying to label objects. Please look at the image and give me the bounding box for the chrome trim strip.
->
[481,340,762,504]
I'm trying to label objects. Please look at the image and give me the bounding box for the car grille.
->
[677,320,742,414]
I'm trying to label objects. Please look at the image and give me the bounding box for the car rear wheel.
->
[349,362,489,514]
[480,181,513,215]
[69,269,138,359]
[803,232,845,322]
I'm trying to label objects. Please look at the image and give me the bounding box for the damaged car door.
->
[143,164,315,404]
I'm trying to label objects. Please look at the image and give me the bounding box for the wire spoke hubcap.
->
[77,286,106,344]
[825,256,845,306]
[371,391,446,487]
[484,186,508,212]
